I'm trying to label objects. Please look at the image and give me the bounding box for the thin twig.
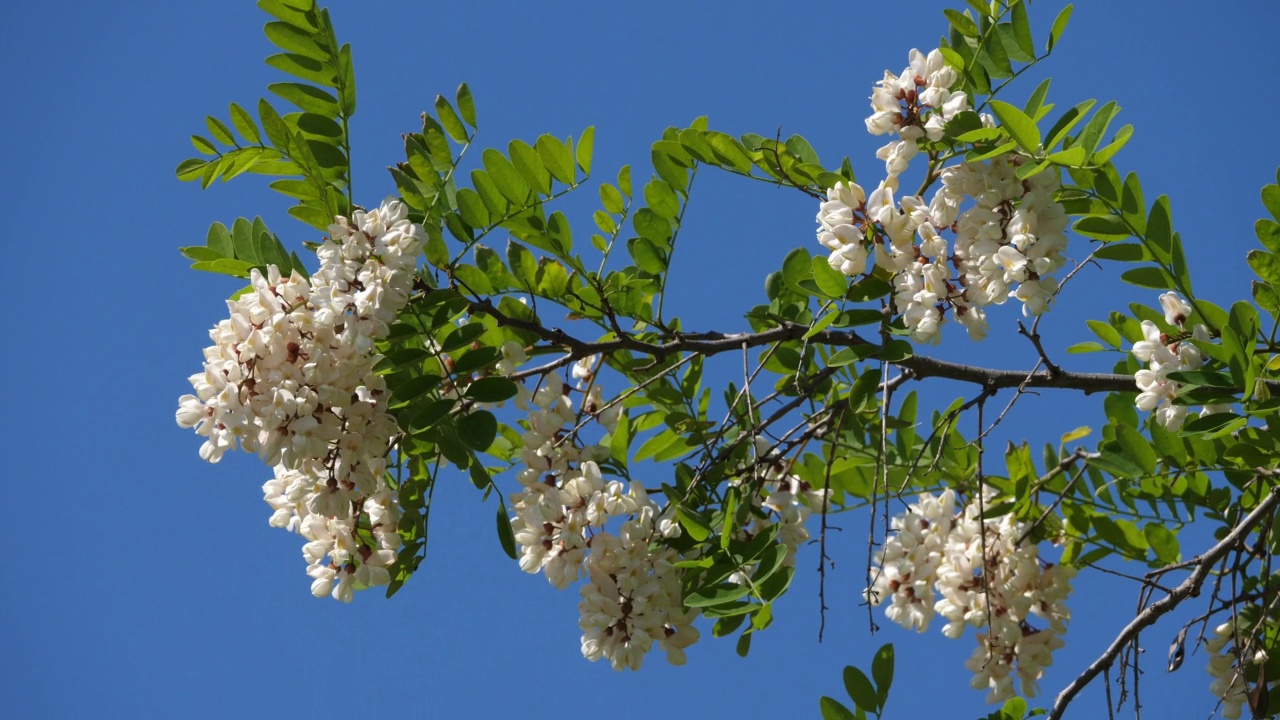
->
[1048,484,1280,720]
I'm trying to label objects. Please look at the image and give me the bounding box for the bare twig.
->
[1048,485,1280,720]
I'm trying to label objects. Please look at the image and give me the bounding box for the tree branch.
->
[1048,484,1280,720]
[467,298,1142,394]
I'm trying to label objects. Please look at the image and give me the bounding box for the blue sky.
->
[4,1,1280,718]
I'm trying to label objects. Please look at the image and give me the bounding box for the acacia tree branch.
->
[1048,484,1280,720]
[468,297,1142,393]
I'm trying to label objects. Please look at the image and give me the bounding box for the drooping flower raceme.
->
[506,363,697,670]
[1203,619,1258,720]
[866,489,1075,703]
[816,48,1073,345]
[177,199,424,601]
[814,154,1070,344]
[865,48,969,181]
[1129,293,1225,431]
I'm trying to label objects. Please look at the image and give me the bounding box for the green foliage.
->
[176,0,1280,716]
[177,0,356,230]
[179,216,307,280]
[821,644,894,720]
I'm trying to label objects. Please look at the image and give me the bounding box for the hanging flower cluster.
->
[818,49,1070,344]
[865,48,970,182]
[1129,292,1229,431]
[506,358,697,670]
[1203,618,1264,720]
[177,199,424,601]
[865,489,1075,703]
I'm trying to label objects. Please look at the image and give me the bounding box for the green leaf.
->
[600,184,626,215]
[482,148,530,204]
[704,132,753,173]
[536,135,576,185]
[191,135,217,155]
[1024,78,1051,119]
[676,504,711,541]
[1094,243,1148,262]
[433,95,468,143]
[1120,267,1174,290]
[506,241,537,283]
[387,374,444,408]
[781,247,813,295]
[509,139,551,196]
[685,582,751,607]
[457,410,498,451]
[1147,195,1173,260]
[190,258,255,277]
[265,52,335,87]
[1046,146,1086,166]
[576,126,595,174]
[644,178,680,220]
[944,8,979,37]
[1087,319,1123,348]
[263,21,326,62]
[495,505,517,559]
[843,665,880,713]
[1144,522,1179,564]
[466,377,518,403]
[1094,124,1133,164]
[1115,424,1157,475]
[268,82,339,115]
[1061,425,1092,444]
[456,83,477,127]
[207,222,233,258]
[629,237,666,274]
[1248,250,1280,285]
[871,644,894,708]
[337,44,356,116]
[1087,451,1144,480]
[1010,1,1035,57]
[990,100,1041,153]
[1256,219,1280,255]
[1078,101,1120,156]
[819,698,858,720]
[230,217,261,265]
[1181,412,1247,438]
[1066,341,1104,354]
[1000,697,1029,720]
[1044,99,1095,150]
[1047,4,1073,52]
[811,256,849,298]
[455,188,490,229]
[206,116,236,146]
[1073,214,1130,241]
[1254,281,1280,316]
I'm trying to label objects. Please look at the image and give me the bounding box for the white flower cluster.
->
[816,156,1068,344]
[1130,292,1224,432]
[1203,619,1261,720]
[507,361,697,670]
[865,489,1075,703]
[817,50,1072,345]
[936,155,1069,325]
[866,48,969,182]
[177,199,424,601]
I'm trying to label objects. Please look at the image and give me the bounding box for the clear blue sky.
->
[3,1,1279,718]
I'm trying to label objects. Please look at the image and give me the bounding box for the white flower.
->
[178,199,425,601]
[1158,292,1192,327]
[1131,304,1225,430]
[867,489,1073,703]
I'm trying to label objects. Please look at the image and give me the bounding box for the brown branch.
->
[1048,484,1280,720]
[468,298,1143,394]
